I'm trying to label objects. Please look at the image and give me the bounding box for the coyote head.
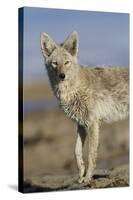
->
[41,32,79,82]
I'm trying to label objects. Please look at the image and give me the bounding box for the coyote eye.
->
[51,61,58,68]
[64,60,71,66]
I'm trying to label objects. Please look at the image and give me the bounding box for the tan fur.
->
[41,31,129,184]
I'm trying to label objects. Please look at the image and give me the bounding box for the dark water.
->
[24,99,58,114]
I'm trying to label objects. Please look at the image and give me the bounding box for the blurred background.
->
[22,7,129,179]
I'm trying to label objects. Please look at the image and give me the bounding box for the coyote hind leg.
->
[75,124,87,183]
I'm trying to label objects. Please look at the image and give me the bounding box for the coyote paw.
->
[78,177,85,183]
[78,176,92,184]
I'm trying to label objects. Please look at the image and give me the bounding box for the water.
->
[24,99,58,114]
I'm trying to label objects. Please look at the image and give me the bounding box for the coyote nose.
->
[59,73,65,80]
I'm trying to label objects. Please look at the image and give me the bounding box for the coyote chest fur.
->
[56,67,128,126]
[41,31,129,184]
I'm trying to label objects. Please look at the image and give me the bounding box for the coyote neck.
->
[55,66,81,101]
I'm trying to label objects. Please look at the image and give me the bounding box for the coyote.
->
[40,31,129,184]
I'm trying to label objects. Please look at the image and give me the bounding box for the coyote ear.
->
[41,32,57,59]
[63,31,78,56]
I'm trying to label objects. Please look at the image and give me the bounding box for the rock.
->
[22,164,129,193]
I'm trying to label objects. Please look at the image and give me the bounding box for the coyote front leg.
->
[77,121,99,183]
[84,121,99,183]
[75,125,87,183]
